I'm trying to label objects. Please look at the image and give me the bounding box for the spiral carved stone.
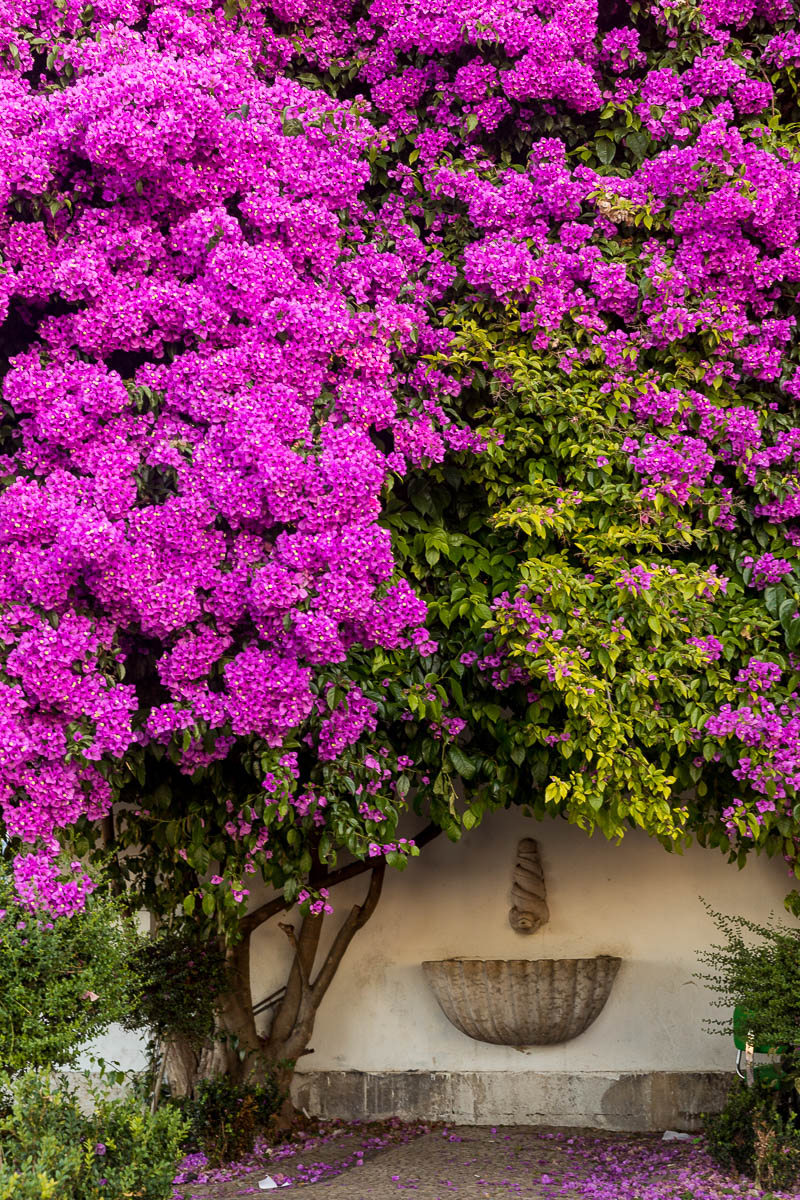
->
[422,957,622,1046]
[509,837,549,934]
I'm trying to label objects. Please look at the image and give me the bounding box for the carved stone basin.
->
[422,957,621,1046]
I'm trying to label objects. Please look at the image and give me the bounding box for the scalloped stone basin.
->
[422,957,621,1046]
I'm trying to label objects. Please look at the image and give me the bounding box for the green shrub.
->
[704,1078,761,1177]
[124,927,229,1049]
[0,1069,187,1200]
[0,866,138,1074]
[704,1080,800,1191]
[697,906,800,1057]
[177,1075,283,1164]
[698,907,800,1190]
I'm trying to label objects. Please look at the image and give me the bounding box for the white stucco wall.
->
[77,1024,150,1074]
[251,808,795,1076]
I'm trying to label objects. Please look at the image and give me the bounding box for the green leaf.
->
[448,745,478,781]
[625,131,649,158]
[764,585,785,618]
[202,892,216,918]
[192,845,211,875]
[779,597,797,629]
[183,894,196,916]
[595,138,616,165]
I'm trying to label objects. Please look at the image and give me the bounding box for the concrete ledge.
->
[292,1070,734,1131]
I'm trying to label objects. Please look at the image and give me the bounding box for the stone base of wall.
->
[292,1070,734,1132]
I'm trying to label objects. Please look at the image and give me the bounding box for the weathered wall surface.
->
[249,808,793,1128]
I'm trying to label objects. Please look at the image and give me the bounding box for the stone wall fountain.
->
[422,838,621,1046]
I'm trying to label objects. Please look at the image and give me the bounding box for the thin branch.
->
[268,910,323,1047]
[279,864,387,1063]
[278,921,311,990]
[310,860,386,1006]
[239,894,292,937]
[239,820,441,937]
[406,820,442,853]
[150,1041,169,1114]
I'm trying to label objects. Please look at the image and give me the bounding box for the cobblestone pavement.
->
[178,1125,714,1200]
[259,1126,593,1199]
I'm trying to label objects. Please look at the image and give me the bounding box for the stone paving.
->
[175,1124,739,1200]
[258,1126,593,1199]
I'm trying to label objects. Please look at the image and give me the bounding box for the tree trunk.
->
[198,934,263,1084]
[158,826,441,1107]
[261,863,386,1124]
[168,861,388,1111]
[164,1034,199,1098]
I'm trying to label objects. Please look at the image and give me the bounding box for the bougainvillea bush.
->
[2,0,800,1087]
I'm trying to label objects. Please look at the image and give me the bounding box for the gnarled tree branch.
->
[239,820,441,938]
[311,859,386,1005]
[280,861,386,1063]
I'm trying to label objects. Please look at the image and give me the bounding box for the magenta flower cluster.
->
[2,0,800,905]
[708,661,800,839]
[0,0,487,908]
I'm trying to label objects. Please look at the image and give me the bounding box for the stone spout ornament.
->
[509,837,549,934]
[422,956,622,1046]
